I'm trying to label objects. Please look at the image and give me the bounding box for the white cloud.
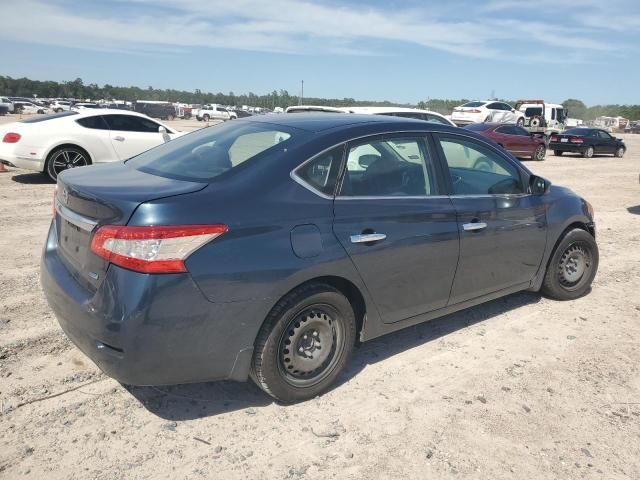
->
[0,0,635,63]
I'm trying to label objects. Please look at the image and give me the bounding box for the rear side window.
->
[462,102,485,108]
[296,146,343,196]
[103,114,160,133]
[424,114,449,125]
[76,116,109,130]
[496,126,516,135]
[127,122,306,182]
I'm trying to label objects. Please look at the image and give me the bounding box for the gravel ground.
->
[0,115,639,479]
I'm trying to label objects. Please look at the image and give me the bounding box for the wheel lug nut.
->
[299,347,304,352]
[313,332,318,337]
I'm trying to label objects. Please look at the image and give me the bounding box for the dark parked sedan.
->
[464,123,547,160]
[42,114,599,403]
[550,128,626,158]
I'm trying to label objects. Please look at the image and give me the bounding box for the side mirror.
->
[530,175,551,195]
[159,126,171,143]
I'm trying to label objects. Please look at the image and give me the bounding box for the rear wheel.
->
[45,146,91,182]
[541,228,598,300]
[582,146,594,158]
[554,150,563,156]
[534,144,546,161]
[251,283,356,403]
[615,146,625,157]
[203,114,210,122]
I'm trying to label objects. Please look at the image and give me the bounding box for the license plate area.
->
[560,138,568,143]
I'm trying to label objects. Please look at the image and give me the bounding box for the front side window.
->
[437,136,524,195]
[598,130,612,139]
[127,122,305,182]
[340,137,436,197]
[514,126,530,136]
[296,146,343,196]
[103,114,161,133]
[486,103,500,110]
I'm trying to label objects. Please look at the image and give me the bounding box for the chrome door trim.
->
[462,222,488,232]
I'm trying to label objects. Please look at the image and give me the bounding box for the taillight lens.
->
[469,109,481,113]
[3,132,21,143]
[570,136,583,144]
[90,224,227,273]
[550,135,559,142]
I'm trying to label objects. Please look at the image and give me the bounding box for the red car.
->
[464,123,547,160]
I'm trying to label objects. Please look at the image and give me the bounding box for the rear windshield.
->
[462,102,485,108]
[564,128,591,135]
[126,121,307,182]
[20,111,78,123]
[463,123,492,131]
[524,107,543,117]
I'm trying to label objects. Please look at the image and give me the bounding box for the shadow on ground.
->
[627,205,640,215]
[127,291,541,420]
[11,172,52,184]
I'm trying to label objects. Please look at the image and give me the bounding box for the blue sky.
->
[2,0,639,105]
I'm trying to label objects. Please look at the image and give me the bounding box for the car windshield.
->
[20,111,78,123]
[463,123,492,131]
[462,102,485,108]
[126,121,308,182]
[564,128,591,135]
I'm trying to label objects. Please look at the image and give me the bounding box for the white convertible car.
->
[0,109,182,180]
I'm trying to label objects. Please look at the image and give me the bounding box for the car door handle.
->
[113,136,125,142]
[462,222,488,232]
[350,233,387,244]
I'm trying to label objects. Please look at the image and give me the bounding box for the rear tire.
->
[554,150,563,156]
[251,283,356,403]
[582,146,594,158]
[541,228,598,300]
[203,114,210,122]
[45,146,91,182]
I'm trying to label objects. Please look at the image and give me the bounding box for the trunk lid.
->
[54,162,207,289]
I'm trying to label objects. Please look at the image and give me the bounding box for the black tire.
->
[582,146,594,158]
[533,144,546,161]
[517,117,524,126]
[251,283,356,403]
[615,146,625,158]
[541,228,599,300]
[554,150,563,156]
[203,114,210,122]
[45,146,91,182]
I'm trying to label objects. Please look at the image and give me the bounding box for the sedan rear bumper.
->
[549,143,586,153]
[41,222,273,386]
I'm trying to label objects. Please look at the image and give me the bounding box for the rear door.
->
[103,114,167,160]
[433,133,547,304]
[332,134,459,324]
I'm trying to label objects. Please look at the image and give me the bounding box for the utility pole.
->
[299,80,304,105]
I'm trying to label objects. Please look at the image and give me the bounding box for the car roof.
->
[346,106,445,116]
[245,112,459,133]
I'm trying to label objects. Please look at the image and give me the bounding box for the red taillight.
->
[90,224,227,274]
[550,135,559,142]
[469,109,482,113]
[3,132,21,143]
[570,136,583,144]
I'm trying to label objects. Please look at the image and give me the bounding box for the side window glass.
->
[103,115,160,133]
[340,137,435,197]
[437,136,524,195]
[296,146,343,196]
[496,126,514,135]
[515,126,530,136]
[551,109,556,120]
[76,116,109,130]
[425,114,449,125]
[598,131,611,139]
[487,103,499,110]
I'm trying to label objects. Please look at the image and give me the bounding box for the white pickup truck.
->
[195,105,237,122]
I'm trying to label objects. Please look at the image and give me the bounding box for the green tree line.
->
[1,76,639,120]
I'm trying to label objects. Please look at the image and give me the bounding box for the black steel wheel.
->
[541,228,598,300]
[251,283,356,403]
[46,146,90,182]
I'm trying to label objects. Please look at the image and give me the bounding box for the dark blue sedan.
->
[41,113,599,402]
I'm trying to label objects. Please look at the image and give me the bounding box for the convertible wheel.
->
[582,146,594,158]
[46,147,90,182]
[541,228,599,300]
[251,283,356,403]
[615,147,625,158]
[534,144,546,161]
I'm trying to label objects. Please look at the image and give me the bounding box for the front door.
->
[596,130,617,153]
[102,114,166,160]
[434,133,547,304]
[332,134,459,324]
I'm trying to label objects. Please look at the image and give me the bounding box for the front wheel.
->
[534,144,546,161]
[582,146,594,158]
[615,146,625,157]
[251,283,356,403]
[541,228,599,300]
[517,117,525,126]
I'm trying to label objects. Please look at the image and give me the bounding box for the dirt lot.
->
[0,115,639,479]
